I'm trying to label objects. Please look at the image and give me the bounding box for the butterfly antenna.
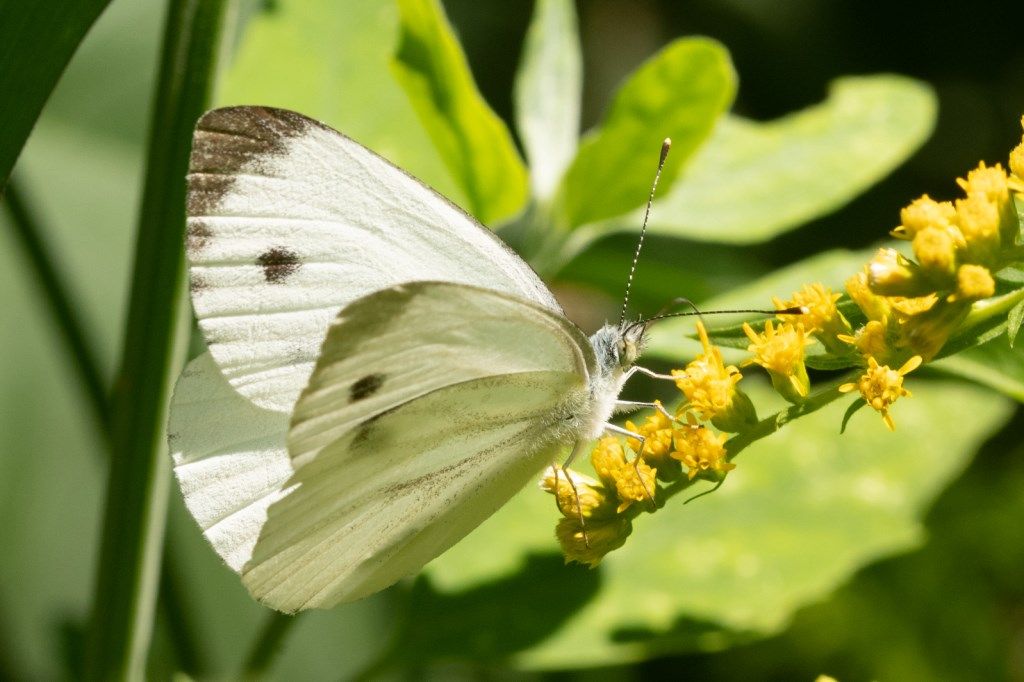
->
[619,138,672,327]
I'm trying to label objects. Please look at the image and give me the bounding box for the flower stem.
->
[82,0,229,678]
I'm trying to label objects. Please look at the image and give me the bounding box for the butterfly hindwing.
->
[187,106,560,412]
[168,352,292,572]
[240,282,595,611]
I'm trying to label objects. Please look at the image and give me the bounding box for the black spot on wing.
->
[257,247,301,283]
[349,374,385,402]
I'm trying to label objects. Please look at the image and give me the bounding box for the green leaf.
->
[645,247,877,361]
[513,0,582,202]
[0,0,113,189]
[931,341,1024,402]
[219,0,462,204]
[839,397,867,434]
[638,75,936,243]
[392,0,529,224]
[395,380,1010,669]
[933,287,1024,361]
[556,38,736,228]
[1006,299,1024,347]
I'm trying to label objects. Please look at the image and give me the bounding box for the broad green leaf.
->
[397,380,1010,669]
[392,0,529,224]
[0,0,113,189]
[645,247,877,361]
[219,0,462,204]
[635,75,936,243]
[514,0,581,201]
[556,38,735,228]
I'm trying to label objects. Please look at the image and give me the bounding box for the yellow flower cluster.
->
[544,115,1024,565]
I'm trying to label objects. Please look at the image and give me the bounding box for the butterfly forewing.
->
[187,106,560,413]
[241,282,594,611]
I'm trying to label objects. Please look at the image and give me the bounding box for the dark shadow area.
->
[391,552,601,666]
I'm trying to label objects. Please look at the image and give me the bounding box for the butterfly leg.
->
[553,440,594,548]
[622,365,677,384]
[614,399,675,422]
[604,423,656,508]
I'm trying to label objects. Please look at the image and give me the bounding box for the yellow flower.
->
[671,417,733,480]
[556,515,632,567]
[846,269,891,323]
[540,467,614,520]
[957,162,1010,208]
[1011,116,1024,186]
[893,195,957,240]
[589,436,656,513]
[611,458,658,513]
[742,320,812,403]
[839,355,922,430]
[950,264,995,302]
[911,226,960,281]
[773,283,851,352]
[625,403,683,479]
[591,436,628,488]
[625,404,673,459]
[671,322,756,432]
[837,320,889,363]
[897,297,971,361]
[955,192,1001,264]
[867,248,932,297]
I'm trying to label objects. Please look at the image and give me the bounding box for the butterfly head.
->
[591,321,647,375]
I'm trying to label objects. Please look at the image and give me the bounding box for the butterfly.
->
[168,106,678,613]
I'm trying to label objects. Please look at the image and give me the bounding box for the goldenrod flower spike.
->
[742,320,812,403]
[839,355,922,431]
[672,322,756,432]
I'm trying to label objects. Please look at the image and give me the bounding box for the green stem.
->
[1,179,110,430]
[240,612,301,679]
[3,178,207,676]
[961,286,1024,330]
[82,0,229,679]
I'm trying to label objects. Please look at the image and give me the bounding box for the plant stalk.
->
[82,0,228,678]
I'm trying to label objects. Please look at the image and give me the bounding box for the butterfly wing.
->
[187,106,558,412]
[237,281,595,612]
[168,352,291,572]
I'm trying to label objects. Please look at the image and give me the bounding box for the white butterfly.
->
[168,106,672,613]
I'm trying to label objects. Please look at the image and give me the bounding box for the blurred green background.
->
[2,0,1024,679]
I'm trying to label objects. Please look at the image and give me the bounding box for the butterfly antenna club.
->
[619,138,672,327]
